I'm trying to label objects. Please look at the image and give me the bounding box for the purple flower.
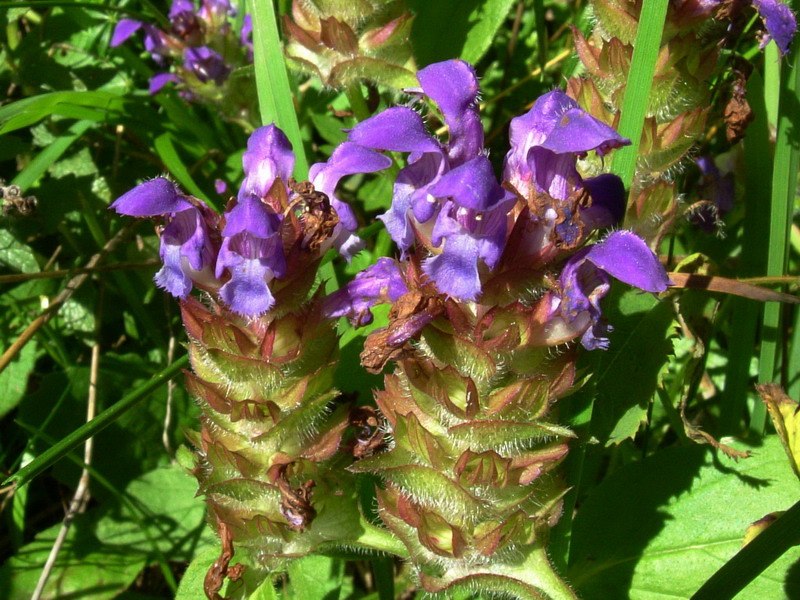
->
[545,231,672,350]
[111,178,218,298]
[149,72,181,94]
[169,0,201,40]
[347,59,511,300]
[213,125,297,316]
[111,19,143,47]
[215,193,286,316]
[504,90,630,202]
[422,156,516,300]
[184,46,231,84]
[238,124,295,201]
[323,258,408,326]
[215,227,285,316]
[309,142,393,259]
[581,173,627,231]
[752,0,797,54]
[241,14,253,61]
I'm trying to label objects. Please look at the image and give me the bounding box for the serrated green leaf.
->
[590,288,675,445]
[94,465,206,557]
[175,545,221,600]
[0,229,39,273]
[288,555,344,600]
[569,436,800,600]
[0,514,147,600]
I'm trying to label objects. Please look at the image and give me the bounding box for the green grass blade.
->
[720,69,772,434]
[610,0,669,188]
[690,497,800,600]
[154,132,211,202]
[755,39,800,433]
[4,354,189,489]
[11,120,93,192]
[249,0,308,178]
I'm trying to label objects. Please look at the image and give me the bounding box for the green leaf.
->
[589,288,675,445]
[0,230,39,273]
[408,0,517,65]
[691,496,800,600]
[4,355,189,489]
[287,555,345,600]
[568,436,800,600]
[610,0,669,188]
[0,515,147,600]
[0,339,37,417]
[0,90,123,134]
[11,120,94,192]
[94,465,206,557]
[175,545,220,600]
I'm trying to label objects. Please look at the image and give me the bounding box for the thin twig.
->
[30,295,101,600]
[162,325,176,455]
[0,222,137,375]
[0,259,158,284]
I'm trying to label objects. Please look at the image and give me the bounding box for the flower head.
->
[111,178,218,298]
[540,231,672,350]
[347,59,511,300]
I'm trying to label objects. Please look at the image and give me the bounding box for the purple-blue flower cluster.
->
[112,124,371,317]
[326,59,671,350]
[111,0,251,96]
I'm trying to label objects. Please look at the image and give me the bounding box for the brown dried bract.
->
[550,187,589,250]
[349,406,386,458]
[723,60,754,143]
[204,519,245,600]
[276,464,317,532]
[288,178,340,253]
[361,288,445,373]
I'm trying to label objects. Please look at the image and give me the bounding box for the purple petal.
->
[184,46,231,84]
[323,257,407,325]
[149,72,180,94]
[169,0,195,19]
[752,0,797,55]
[423,233,482,301]
[111,19,142,47]
[215,179,228,194]
[216,233,285,315]
[379,153,447,253]
[427,155,510,211]
[239,124,295,199]
[142,24,168,58]
[331,229,366,260]
[348,107,441,153]
[528,146,581,201]
[584,231,671,292]
[417,60,483,164]
[241,14,253,59]
[155,207,216,297]
[309,141,392,231]
[222,194,281,238]
[111,178,193,216]
[581,173,627,230]
[540,107,630,157]
[198,0,235,21]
